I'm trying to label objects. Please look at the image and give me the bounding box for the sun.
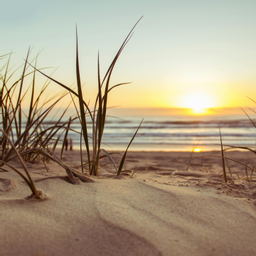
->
[182,93,213,114]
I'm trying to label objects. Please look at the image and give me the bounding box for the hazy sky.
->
[2,0,256,115]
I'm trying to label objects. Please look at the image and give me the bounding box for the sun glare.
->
[182,93,213,115]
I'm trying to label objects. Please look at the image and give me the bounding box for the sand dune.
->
[1,150,256,256]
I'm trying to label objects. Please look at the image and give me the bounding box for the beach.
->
[2,1,256,255]
[1,149,256,256]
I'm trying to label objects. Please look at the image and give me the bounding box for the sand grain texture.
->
[1,150,256,256]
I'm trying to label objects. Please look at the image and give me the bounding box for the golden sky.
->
[2,1,256,116]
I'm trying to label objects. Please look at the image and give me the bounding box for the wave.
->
[16,115,256,151]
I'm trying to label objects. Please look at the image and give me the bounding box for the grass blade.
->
[61,117,72,159]
[75,26,91,173]
[3,93,67,161]
[219,126,227,182]
[101,148,118,173]
[0,128,39,198]
[117,119,143,176]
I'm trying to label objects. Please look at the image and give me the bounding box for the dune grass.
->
[0,51,86,198]
[5,16,256,200]
[0,18,143,198]
[30,17,143,176]
[199,121,256,182]
[218,104,256,181]
[189,124,256,182]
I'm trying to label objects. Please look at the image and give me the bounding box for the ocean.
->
[54,114,256,152]
[5,112,256,152]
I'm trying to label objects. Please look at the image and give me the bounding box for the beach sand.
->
[1,150,256,256]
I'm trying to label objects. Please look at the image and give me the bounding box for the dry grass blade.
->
[0,160,33,187]
[246,96,256,105]
[69,93,85,173]
[0,85,2,107]
[3,93,67,161]
[225,155,233,179]
[117,119,143,176]
[1,50,31,154]
[89,17,143,176]
[225,145,256,180]
[95,53,103,173]
[61,117,72,159]
[245,161,255,181]
[20,148,94,183]
[80,127,84,173]
[219,126,227,182]
[21,56,38,147]
[100,148,118,173]
[26,62,92,119]
[6,48,30,137]
[21,18,143,178]
[186,140,200,171]
[100,16,143,87]
[196,150,256,180]
[0,128,40,198]
[240,107,256,129]
[75,26,91,173]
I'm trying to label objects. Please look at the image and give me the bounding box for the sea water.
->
[9,113,256,152]
[51,114,256,152]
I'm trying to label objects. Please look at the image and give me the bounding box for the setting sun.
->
[182,93,214,114]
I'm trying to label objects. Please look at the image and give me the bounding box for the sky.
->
[1,0,256,116]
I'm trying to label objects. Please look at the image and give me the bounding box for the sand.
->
[1,149,256,256]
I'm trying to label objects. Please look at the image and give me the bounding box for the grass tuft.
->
[0,18,143,201]
[28,17,143,176]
